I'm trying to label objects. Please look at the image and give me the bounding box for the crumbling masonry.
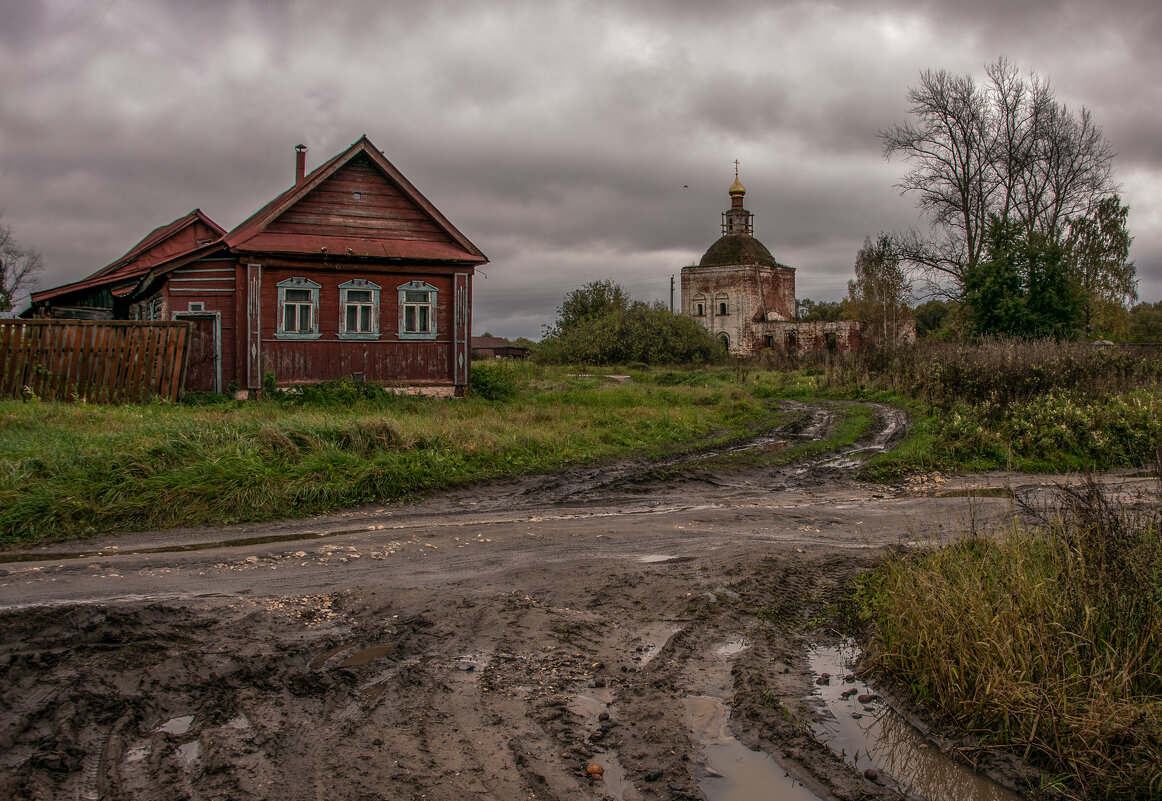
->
[680,167,864,355]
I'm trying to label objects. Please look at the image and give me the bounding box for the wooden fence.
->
[0,320,192,403]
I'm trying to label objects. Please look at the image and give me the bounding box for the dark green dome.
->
[699,233,779,268]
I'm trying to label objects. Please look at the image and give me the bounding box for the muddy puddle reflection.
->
[569,690,640,800]
[686,695,822,801]
[808,643,1022,801]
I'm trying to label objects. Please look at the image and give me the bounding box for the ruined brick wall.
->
[680,263,796,355]
[758,320,862,353]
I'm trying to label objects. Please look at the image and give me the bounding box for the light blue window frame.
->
[338,279,381,340]
[398,280,438,340]
[276,277,321,340]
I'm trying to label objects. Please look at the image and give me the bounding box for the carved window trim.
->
[276,277,321,340]
[338,279,381,340]
[398,281,438,340]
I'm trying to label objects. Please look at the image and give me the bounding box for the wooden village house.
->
[27,136,488,396]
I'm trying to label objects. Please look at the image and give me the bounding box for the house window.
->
[276,277,321,340]
[338,279,381,339]
[398,281,438,339]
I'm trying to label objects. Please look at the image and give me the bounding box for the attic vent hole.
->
[353,191,362,200]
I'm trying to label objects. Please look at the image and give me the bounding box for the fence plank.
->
[0,320,192,403]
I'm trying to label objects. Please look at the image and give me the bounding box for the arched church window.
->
[692,294,706,317]
[715,293,729,316]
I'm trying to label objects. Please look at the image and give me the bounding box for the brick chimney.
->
[295,144,307,185]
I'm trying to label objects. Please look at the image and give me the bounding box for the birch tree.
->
[1066,195,1136,337]
[845,234,911,347]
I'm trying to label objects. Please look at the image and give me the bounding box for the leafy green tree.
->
[1128,302,1162,343]
[544,279,631,338]
[963,218,1082,338]
[1066,195,1136,337]
[539,282,723,365]
[1023,234,1083,339]
[843,234,912,347]
[796,299,843,322]
[913,299,955,339]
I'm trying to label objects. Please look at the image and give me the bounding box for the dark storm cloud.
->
[0,0,1158,337]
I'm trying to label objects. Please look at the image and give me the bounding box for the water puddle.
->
[309,643,355,669]
[569,691,639,800]
[632,623,682,666]
[339,643,393,667]
[569,692,612,719]
[157,715,194,736]
[175,741,200,765]
[808,643,1022,801]
[686,695,822,801]
[591,749,638,800]
[714,639,749,657]
[359,682,387,701]
[454,652,489,672]
[124,744,151,763]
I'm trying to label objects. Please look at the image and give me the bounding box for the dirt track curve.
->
[1,401,1149,801]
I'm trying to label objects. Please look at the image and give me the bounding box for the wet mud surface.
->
[1,401,1153,800]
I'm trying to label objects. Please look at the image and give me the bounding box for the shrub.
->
[469,361,523,401]
[538,302,727,366]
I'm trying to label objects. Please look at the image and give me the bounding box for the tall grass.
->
[817,339,1162,406]
[851,477,1162,799]
[0,366,773,544]
[758,340,1162,474]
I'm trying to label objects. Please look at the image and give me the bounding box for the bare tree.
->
[881,57,1116,298]
[0,221,43,313]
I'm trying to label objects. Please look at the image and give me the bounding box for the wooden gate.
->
[0,320,192,403]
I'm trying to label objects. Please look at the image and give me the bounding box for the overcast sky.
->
[2,0,1159,338]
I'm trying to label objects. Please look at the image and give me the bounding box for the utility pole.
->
[670,274,674,313]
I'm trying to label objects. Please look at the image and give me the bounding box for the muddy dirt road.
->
[0,402,1149,801]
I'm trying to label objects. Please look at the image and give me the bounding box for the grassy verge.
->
[0,365,778,545]
[755,341,1162,477]
[849,478,1162,799]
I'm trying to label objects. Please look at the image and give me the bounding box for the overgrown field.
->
[756,339,1162,476]
[3,341,1159,544]
[0,365,780,544]
[850,479,1162,799]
